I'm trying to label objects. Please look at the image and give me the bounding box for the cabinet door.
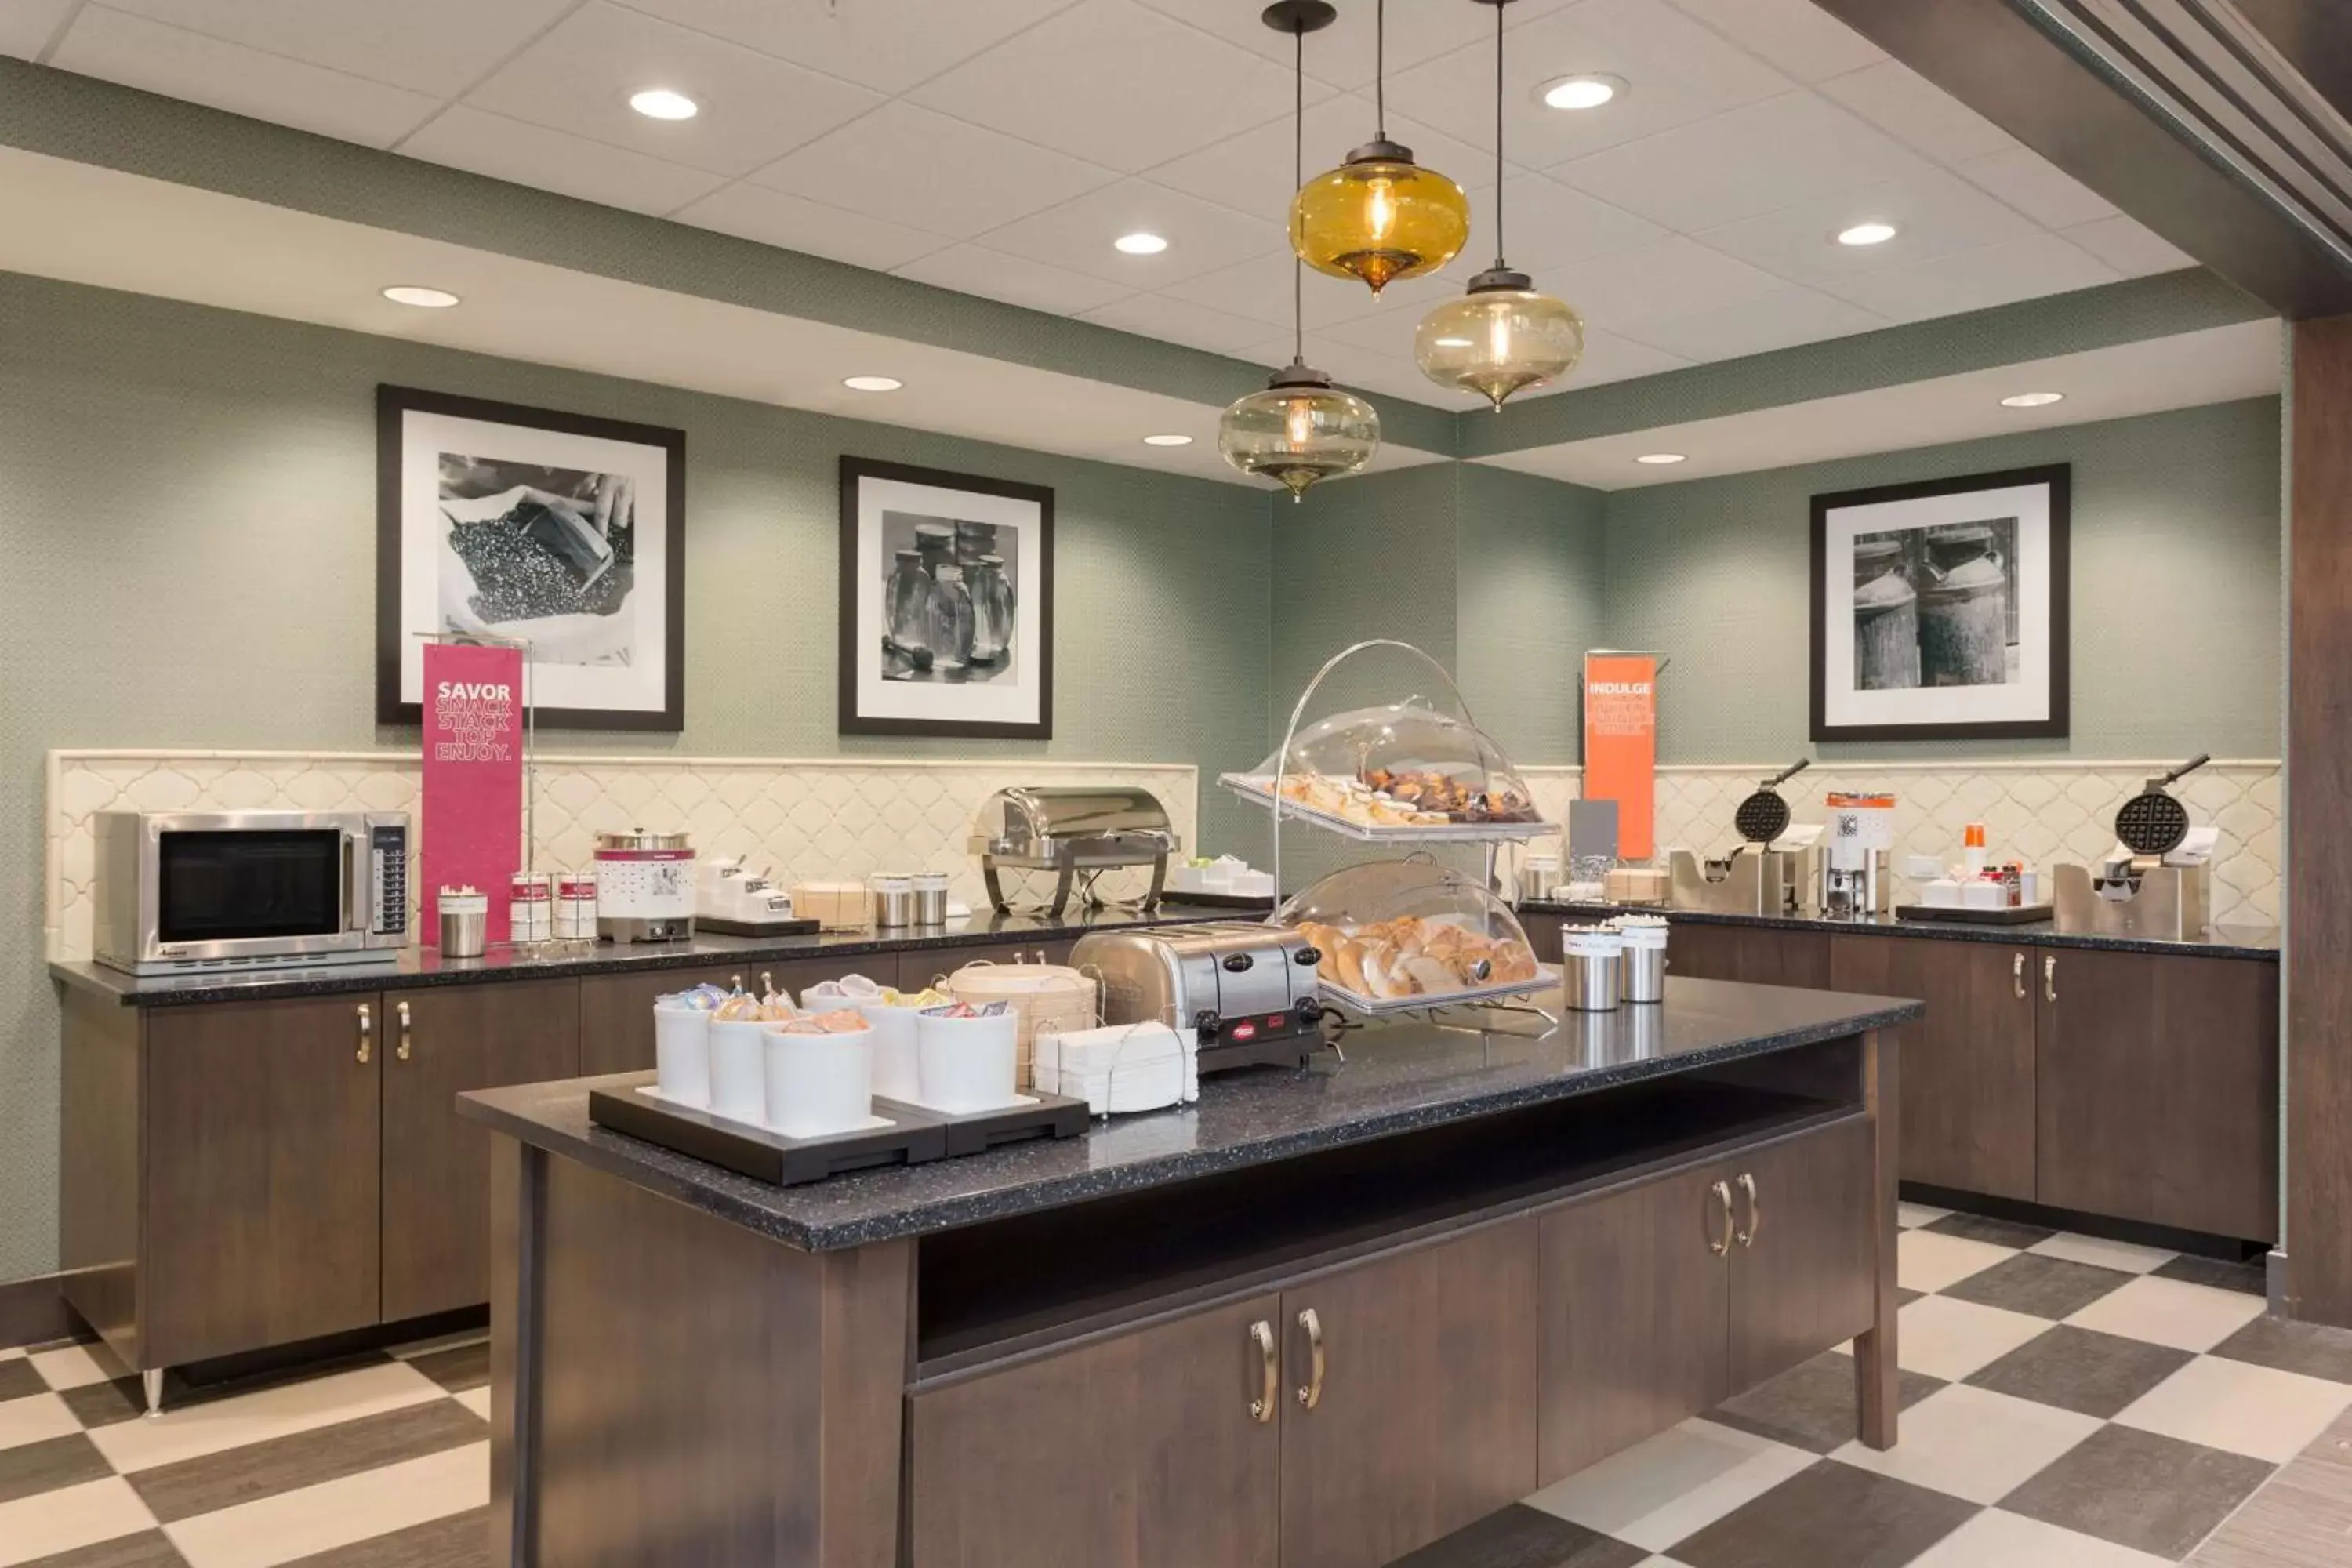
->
[1523,915,1565,966]
[145,994,383,1366]
[1280,1221,1539,1568]
[2037,949,2279,1240]
[1830,936,2035,1201]
[909,1294,1281,1568]
[1537,1171,1730,1485]
[383,979,581,1322]
[579,964,760,1076]
[1727,1118,1877,1392]
[1669,924,1831,989]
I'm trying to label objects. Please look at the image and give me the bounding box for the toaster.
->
[1069,923,1324,1075]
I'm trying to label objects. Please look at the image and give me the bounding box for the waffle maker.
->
[1669,761,1821,915]
[2053,754,2216,938]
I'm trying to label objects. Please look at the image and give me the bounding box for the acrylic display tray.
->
[1316,964,1562,1017]
[1220,775,1553,843]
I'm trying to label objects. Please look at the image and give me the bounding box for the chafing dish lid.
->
[969,786,1178,855]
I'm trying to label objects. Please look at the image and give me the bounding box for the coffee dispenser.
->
[1822,792,1894,917]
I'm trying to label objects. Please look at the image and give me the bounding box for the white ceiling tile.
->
[97,0,575,94]
[1131,0,1578,93]
[1080,293,1269,354]
[1827,230,2120,322]
[1819,58,2021,164]
[1148,93,1506,230]
[1475,172,1668,271]
[1957,146,2118,228]
[1388,0,1793,169]
[52,5,440,148]
[1288,334,1457,406]
[1695,166,2043,291]
[463,2,880,177]
[1556,235,1785,332]
[401,105,728,216]
[615,0,1080,94]
[748,100,1115,239]
[1661,0,1884,82]
[0,0,77,59]
[967,178,1285,285]
[1552,89,1929,232]
[910,0,1316,173]
[2063,214,2199,278]
[672,183,951,269]
[1158,249,1442,331]
[1623,283,1884,361]
[1312,296,1440,357]
[894,244,1134,314]
[1541,326,1692,390]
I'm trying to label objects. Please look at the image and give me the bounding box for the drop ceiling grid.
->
[13,0,2196,408]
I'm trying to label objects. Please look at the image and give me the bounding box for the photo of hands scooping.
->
[437,455,638,666]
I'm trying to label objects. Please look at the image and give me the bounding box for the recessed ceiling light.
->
[1113,231,1170,256]
[381,285,459,308]
[630,88,699,121]
[1635,452,1687,465]
[2001,391,2065,408]
[843,376,902,392]
[1142,434,1193,446]
[1537,74,1622,111]
[1837,221,1899,247]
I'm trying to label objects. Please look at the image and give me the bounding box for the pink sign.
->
[420,642,524,946]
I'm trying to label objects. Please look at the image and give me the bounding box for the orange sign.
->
[1584,655,1658,859]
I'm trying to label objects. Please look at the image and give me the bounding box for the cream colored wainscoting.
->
[45,750,1197,961]
[1514,760,2280,927]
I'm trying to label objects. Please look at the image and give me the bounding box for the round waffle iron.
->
[1733,760,1812,847]
[2114,754,2209,858]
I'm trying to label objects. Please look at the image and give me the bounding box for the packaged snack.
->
[713,990,763,1022]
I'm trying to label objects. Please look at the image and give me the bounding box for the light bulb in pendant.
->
[1291,140,1468,298]
[1415,268,1584,411]
[1219,360,1380,501]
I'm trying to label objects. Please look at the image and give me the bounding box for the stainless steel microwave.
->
[91,811,412,975]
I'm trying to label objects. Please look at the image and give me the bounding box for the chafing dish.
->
[969,786,1179,916]
[1069,922,1322,1074]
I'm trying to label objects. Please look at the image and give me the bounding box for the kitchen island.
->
[459,976,1919,1568]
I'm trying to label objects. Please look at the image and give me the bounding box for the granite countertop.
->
[49,903,1249,1007]
[456,975,1920,1252]
[1519,901,2280,960]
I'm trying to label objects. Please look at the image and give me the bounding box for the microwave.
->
[92,811,412,975]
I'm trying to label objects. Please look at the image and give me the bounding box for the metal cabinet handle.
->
[2044,954,2057,1004]
[1295,1308,1325,1410]
[2013,953,2026,1000]
[1736,1172,1760,1248]
[1248,1320,1277,1423]
[1708,1181,1733,1256]
[395,1000,412,1062]
[355,1003,372,1065]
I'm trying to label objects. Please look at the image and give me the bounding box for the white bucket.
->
[763,1025,873,1140]
[652,1002,711,1108]
[707,1018,768,1123]
[854,1000,924,1102]
[916,1011,1020,1112]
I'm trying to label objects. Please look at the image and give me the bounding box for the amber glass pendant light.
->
[1415,0,1583,409]
[1222,1,1381,502]
[1289,0,1470,298]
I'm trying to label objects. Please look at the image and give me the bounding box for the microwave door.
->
[151,826,356,961]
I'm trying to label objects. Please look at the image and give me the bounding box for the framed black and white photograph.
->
[376,385,684,729]
[839,456,1053,739]
[1811,464,2070,742]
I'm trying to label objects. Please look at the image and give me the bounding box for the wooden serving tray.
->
[1893,902,2053,925]
[694,914,823,938]
[880,1093,1091,1158]
[590,1075,943,1186]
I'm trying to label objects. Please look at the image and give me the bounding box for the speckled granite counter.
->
[457,975,1918,1252]
[1520,901,2280,960]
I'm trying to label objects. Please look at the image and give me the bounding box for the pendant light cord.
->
[1493,0,1506,268]
[1294,16,1305,365]
[1375,0,1386,134]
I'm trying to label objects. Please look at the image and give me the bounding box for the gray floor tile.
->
[1940,1255,2136,1321]
[1963,1325,2193,1419]
[1708,1352,1944,1455]
[58,1377,146,1431]
[126,1399,488,1524]
[0,1358,48,1402]
[282,1507,492,1567]
[0,1432,114,1507]
[1385,1504,1646,1568]
[1667,1459,1980,1568]
[2207,1316,2352,1385]
[2000,1424,2274,1559]
[18,1533,190,1568]
[1923,1214,2054,1251]
[2153,1255,2267,1298]
[404,1341,488,1395]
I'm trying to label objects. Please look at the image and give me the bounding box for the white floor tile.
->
[1526,1417,1814,1552]
[31,1341,125,1391]
[1895,1295,2052,1381]
[1906,1507,2173,1566]
[165,1441,488,1568]
[1832,1384,2100,1504]
[2027,1233,2176,1275]
[89,1359,444,1473]
[0,1476,159,1567]
[456,1386,492,1421]
[2066,1276,2267,1353]
[1900,1202,1954,1229]
[0,1347,23,1362]
[1900,1229,2014,1293]
[2114,1355,2352,1463]
[0,1391,81,1452]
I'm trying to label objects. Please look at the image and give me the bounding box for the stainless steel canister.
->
[912,871,950,926]
[1614,916,1669,1004]
[871,874,915,928]
[1561,927,1623,1012]
[438,887,488,958]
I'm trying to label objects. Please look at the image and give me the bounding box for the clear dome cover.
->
[1230,697,1541,832]
[1275,858,1548,1010]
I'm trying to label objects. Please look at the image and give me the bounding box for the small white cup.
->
[916,1011,1019,1112]
[855,1000,923,1102]
[706,1018,768,1123]
[763,1025,874,1139]
[652,1002,711,1108]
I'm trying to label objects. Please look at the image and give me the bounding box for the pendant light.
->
[1222,2,1381,503]
[1289,0,1470,298]
[1414,0,1584,410]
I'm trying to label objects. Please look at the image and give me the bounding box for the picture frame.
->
[1809,464,2071,742]
[838,456,1054,739]
[376,384,685,730]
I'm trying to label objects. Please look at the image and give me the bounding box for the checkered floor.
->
[2,1205,2346,1566]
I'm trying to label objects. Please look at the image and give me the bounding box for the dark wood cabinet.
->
[144,994,385,1367]
[2036,947,2280,1240]
[1726,1116,1876,1390]
[1668,923,1832,989]
[1830,936,2036,1202]
[382,980,581,1322]
[1279,1221,1538,1568]
[909,1294,1282,1568]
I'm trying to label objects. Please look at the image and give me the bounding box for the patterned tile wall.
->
[45,750,1197,960]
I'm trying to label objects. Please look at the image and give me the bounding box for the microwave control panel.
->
[372,824,410,936]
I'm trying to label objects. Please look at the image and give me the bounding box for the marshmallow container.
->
[762,1025,874,1140]
[652,1000,711,1107]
